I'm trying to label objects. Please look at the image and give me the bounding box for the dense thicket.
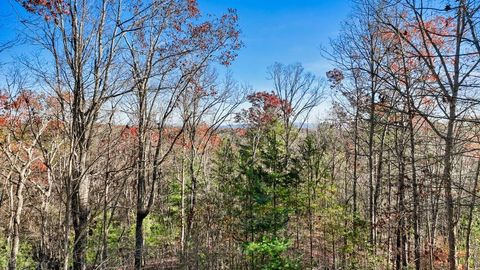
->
[2,0,480,269]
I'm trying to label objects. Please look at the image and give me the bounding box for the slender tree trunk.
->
[186,139,198,266]
[8,172,26,270]
[374,124,387,251]
[63,177,71,270]
[135,213,146,270]
[308,162,314,269]
[101,173,110,264]
[71,149,90,270]
[395,125,408,270]
[72,182,89,270]
[353,98,360,216]
[387,150,392,269]
[71,150,90,270]
[368,87,375,246]
[181,154,186,254]
[408,101,421,270]
[134,88,147,270]
[396,163,407,270]
[444,113,457,270]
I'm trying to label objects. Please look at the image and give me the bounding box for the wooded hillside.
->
[1,0,480,270]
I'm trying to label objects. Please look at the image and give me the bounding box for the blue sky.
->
[198,0,352,90]
[0,0,352,93]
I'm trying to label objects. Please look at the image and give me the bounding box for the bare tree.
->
[375,1,480,268]
[178,70,242,265]
[17,0,130,268]
[269,62,324,160]
[0,72,49,269]
[120,1,241,268]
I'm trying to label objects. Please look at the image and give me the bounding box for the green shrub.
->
[243,237,299,270]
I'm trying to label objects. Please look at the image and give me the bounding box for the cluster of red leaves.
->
[28,154,50,186]
[3,91,41,110]
[398,15,457,59]
[421,16,455,48]
[19,0,69,21]
[187,0,200,17]
[178,124,221,151]
[120,125,138,140]
[326,68,344,88]
[189,79,217,97]
[46,119,64,131]
[31,159,48,173]
[183,8,241,66]
[190,22,212,39]
[235,127,247,137]
[0,91,43,128]
[128,0,241,72]
[237,91,292,126]
[376,14,457,80]
[217,9,241,66]
[120,125,179,144]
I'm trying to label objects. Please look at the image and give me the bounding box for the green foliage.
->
[237,123,299,238]
[86,214,132,264]
[243,237,300,270]
[457,208,480,269]
[0,234,6,269]
[226,120,304,267]
[341,213,376,269]
[144,214,178,246]
[0,234,35,269]
[86,212,178,265]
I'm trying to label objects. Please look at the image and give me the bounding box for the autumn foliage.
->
[237,91,293,126]
[18,0,69,20]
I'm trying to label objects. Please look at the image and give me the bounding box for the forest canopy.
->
[1,0,480,270]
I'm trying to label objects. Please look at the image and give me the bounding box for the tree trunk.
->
[444,112,457,270]
[8,174,25,270]
[135,212,146,270]
[408,101,421,270]
[368,86,375,247]
[72,174,90,270]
